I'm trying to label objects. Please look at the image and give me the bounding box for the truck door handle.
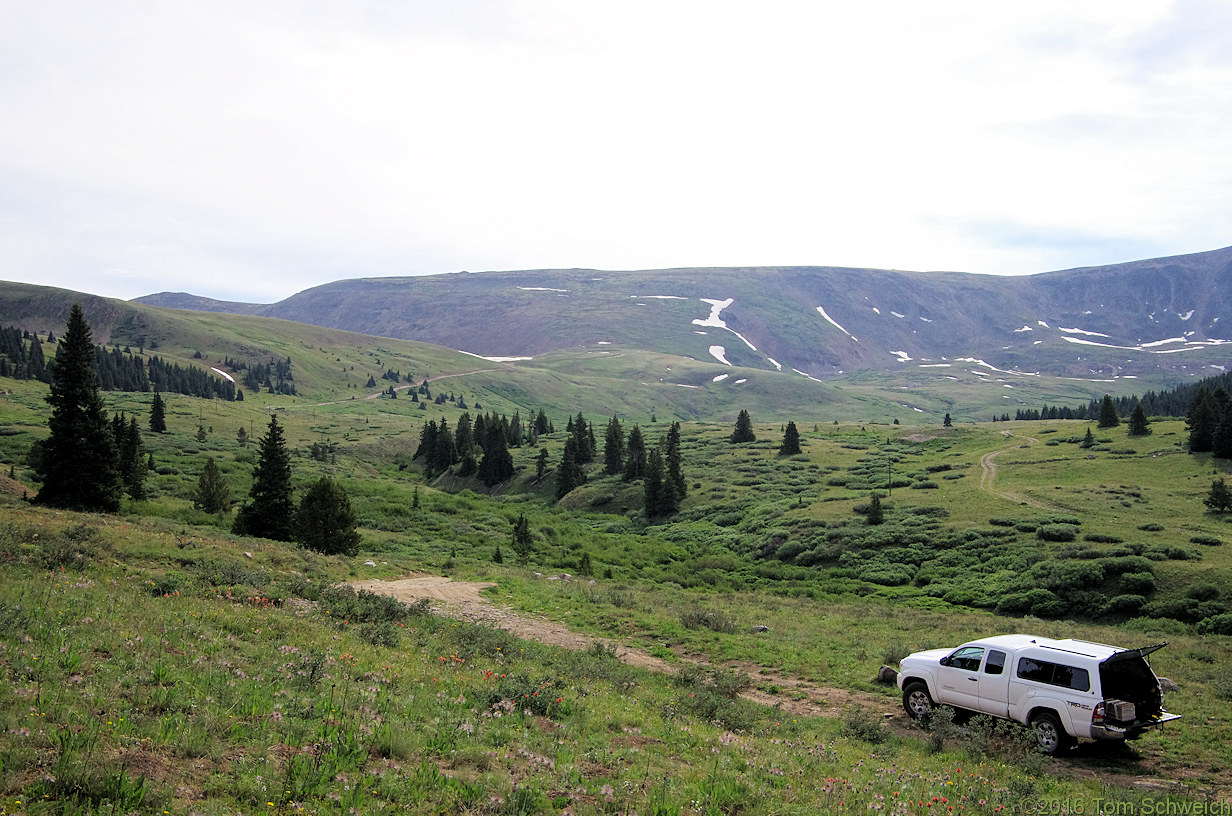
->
[968,677,978,681]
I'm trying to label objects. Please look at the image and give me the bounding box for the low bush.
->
[1037,524,1078,542]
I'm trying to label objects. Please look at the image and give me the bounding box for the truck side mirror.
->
[939,657,951,667]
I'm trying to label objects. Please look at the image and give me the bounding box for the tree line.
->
[1,322,240,399]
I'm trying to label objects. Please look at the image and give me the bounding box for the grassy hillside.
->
[3,291,1231,812]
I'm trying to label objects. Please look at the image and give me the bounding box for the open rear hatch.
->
[1100,643,1180,728]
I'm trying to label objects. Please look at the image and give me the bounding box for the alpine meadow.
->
[1,252,1232,815]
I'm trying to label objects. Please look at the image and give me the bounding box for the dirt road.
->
[978,431,1059,510]
[350,575,896,719]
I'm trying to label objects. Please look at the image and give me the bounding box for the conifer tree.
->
[536,447,549,480]
[643,448,677,517]
[35,304,122,512]
[194,457,232,514]
[1187,386,1218,453]
[296,477,361,556]
[555,437,586,500]
[603,416,624,475]
[866,492,884,525]
[535,409,550,436]
[1127,400,1152,437]
[1097,394,1120,428]
[477,419,514,486]
[623,424,647,481]
[236,425,248,447]
[1213,408,1232,461]
[943,413,952,428]
[730,409,756,443]
[665,421,685,499]
[511,513,533,561]
[232,414,295,541]
[149,391,167,433]
[1080,426,1095,449]
[119,414,147,500]
[1205,477,1232,513]
[780,421,802,455]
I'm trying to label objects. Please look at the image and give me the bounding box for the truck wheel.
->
[902,682,933,719]
[1029,712,1072,755]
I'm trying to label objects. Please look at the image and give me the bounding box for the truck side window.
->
[949,646,984,671]
[1053,664,1090,692]
[1017,657,1051,683]
[984,650,1006,675]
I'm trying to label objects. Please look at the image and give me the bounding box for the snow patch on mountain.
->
[709,345,732,365]
[460,351,534,362]
[1060,327,1110,337]
[210,367,234,383]
[816,306,857,341]
[692,298,759,351]
[891,311,906,319]
[713,373,729,382]
[1180,310,1195,320]
[518,286,568,293]
[1014,326,1033,332]
[766,357,782,371]
[891,350,911,362]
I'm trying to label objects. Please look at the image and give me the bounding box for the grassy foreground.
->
[0,505,1224,815]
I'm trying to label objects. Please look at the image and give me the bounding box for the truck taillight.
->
[1092,702,1105,726]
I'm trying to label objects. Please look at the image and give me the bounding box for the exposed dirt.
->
[352,574,1223,797]
[977,432,1060,510]
[0,473,33,498]
[351,575,903,720]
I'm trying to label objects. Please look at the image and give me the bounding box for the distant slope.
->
[133,246,1232,381]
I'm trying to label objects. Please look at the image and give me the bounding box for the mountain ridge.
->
[134,246,1232,381]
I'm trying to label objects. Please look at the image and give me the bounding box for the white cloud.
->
[2,1,1230,301]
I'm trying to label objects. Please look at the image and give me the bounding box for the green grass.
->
[2,506,1226,815]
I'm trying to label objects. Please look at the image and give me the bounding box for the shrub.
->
[1119,571,1155,594]
[680,608,737,634]
[1037,524,1079,542]
[1186,582,1221,602]
[1103,594,1146,615]
[840,707,888,743]
[1138,523,1165,532]
[911,480,939,490]
[1084,533,1124,544]
[35,523,100,570]
[1190,535,1223,547]
[1197,614,1232,635]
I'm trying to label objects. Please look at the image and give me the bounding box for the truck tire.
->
[902,682,934,719]
[1029,712,1072,755]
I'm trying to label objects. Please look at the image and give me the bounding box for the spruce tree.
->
[296,477,361,556]
[623,424,647,481]
[1080,426,1095,449]
[1205,477,1232,513]
[866,492,884,525]
[665,421,685,499]
[194,457,232,514]
[536,447,549,480]
[1213,409,1232,461]
[119,414,147,500]
[35,304,123,512]
[555,437,586,500]
[943,413,952,428]
[643,448,677,518]
[1127,400,1152,437]
[1097,394,1120,428]
[149,391,167,433]
[511,513,533,561]
[233,414,295,541]
[730,409,756,443]
[1187,386,1218,453]
[603,416,624,475]
[477,420,514,486]
[780,421,802,455]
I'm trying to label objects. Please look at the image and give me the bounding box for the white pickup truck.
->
[897,634,1180,754]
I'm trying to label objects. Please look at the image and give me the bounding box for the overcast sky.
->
[2,1,1230,303]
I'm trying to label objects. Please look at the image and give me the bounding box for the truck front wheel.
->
[1029,712,1073,755]
[902,682,933,719]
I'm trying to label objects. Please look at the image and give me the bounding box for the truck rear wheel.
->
[902,682,933,719]
[1029,712,1073,755]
